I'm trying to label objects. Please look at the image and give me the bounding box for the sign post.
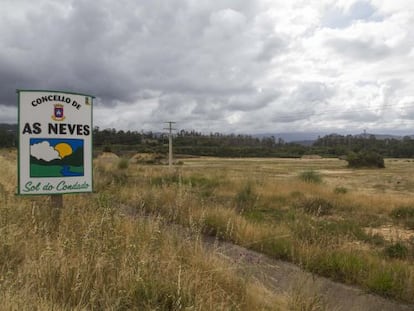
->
[17,90,94,206]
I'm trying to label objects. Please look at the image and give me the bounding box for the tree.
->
[346,151,385,168]
[0,128,15,147]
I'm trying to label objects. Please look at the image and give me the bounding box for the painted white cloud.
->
[30,141,60,162]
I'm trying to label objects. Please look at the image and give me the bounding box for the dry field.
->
[1,149,414,310]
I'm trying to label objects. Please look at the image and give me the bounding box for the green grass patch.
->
[384,242,409,260]
[251,236,293,261]
[244,208,288,223]
[365,263,409,299]
[302,249,367,284]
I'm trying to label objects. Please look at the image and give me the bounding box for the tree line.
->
[0,124,17,147]
[92,128,414,158]
[88,128,414,158]
[2,124,414,158]
[312,133,414,158]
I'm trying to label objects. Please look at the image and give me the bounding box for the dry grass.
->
[1,151,288,310]
[113,156,414,303]
[2,150,414,308]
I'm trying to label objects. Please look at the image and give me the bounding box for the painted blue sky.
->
[1,0,414,135]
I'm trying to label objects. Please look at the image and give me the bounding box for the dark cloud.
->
[0,0,283,109]
[0,1,413,133]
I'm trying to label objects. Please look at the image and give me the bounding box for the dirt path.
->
[204,237,414,311]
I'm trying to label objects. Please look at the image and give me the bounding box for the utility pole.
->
[164,121,176,169]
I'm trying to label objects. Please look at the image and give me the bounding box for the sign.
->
[17,90,94,195]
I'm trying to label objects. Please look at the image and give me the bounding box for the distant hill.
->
[255,132,414,143]
[353,133,411,140]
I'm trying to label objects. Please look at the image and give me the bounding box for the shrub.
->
[235,182,258,213]
[346,151,385,168]
[103,145,112,152]
[117,158,129,170]
[298,170,322,184]
[384,243,409,259]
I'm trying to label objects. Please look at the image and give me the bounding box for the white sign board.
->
[17,90,94,195]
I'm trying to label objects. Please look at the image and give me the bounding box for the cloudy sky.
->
[1,0,414,135]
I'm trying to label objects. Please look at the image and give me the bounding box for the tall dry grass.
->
[105,159,414,303]
[3,151,414,307]
[1,153,287,310]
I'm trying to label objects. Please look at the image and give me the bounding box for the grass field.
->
[1,148,414,309]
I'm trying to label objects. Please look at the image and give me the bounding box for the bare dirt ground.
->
[204,236,414,311]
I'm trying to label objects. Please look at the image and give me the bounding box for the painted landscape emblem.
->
[30,138,84,177]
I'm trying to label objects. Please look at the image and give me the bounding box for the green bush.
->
[346,151,385,168]
[384,243,409,259]
[235,182,258,212]
[103,145,112,152]
[117,158,129,170]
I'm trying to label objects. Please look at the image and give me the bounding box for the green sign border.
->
[16,89,95,196]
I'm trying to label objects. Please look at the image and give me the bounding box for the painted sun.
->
[54,143,73,158]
